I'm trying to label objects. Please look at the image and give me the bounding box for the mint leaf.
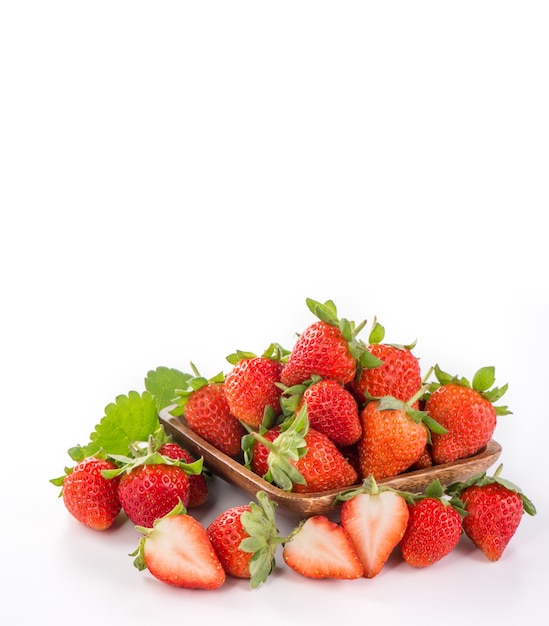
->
[145,366,191,411]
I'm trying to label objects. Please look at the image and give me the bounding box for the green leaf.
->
[145,367,192,411]
[368,320,385,345]
[472,366,496,392]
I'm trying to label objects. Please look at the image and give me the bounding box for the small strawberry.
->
[337,475,410,578]
[172,366,246,457]
[400,479,464,568]
[159,443,209,508]
[224,344,286,429]
[131,501,226,590]
[51,456,121,531]
[349,319,423,407]
[426,364,511,464]
[207,491,281,588]
[282,515,364,579]
[281,298,373,387]
[357,389,446,481]
[446,464,536,561]
[280,375,362,447]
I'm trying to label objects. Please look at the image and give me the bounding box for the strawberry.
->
[338,475,410,578]
[159,443,209,508]
[132,502,226,589]
[426,364,510,464]
[280,298,372,387]
[357,390,446,481]
[280,375,362,447]
[349,320,423,407]
[52,456,121,531]
[173,366,246,457]
[400,480,464,568]
[224,345,285,429]
[282,515,364,579]
[207,491,281,587]
[243,406,358,493]
[446,464,536,561]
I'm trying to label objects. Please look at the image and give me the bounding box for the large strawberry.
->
[207,491,281,588]
[337,475,410,578]
[173,366,246,457]
[446,464,536,561]
[280,375,362,447]
[52,456,121,531]
[400,479,464,568]
[159,442,209,508]
[357,390,446,481]
[131,501,226,590]
[282,515,364,579]
[281,298,375,387]
[224,344,286,429]
[349,319,423,407]
[426,364,510,464]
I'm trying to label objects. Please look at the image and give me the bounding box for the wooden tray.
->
[159,408,502,517]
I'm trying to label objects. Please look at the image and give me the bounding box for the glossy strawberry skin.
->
[460,483,523,561]
[207,505,253,579]
[118,464,190,528]
[62,457,121,530]
[184,382,246,457]
[426,383,497,464]
[224,357,283,429]
[159,443,208,508]
[400,498,462,567]
[357,400,428,481]
[281,321,356,387]
[298,379,361,447]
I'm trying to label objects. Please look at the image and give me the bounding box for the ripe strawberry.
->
[224,345,285,429]
[400,480,464,568]
[53,456,121,530]
[207,491,280,588]
[446,465,536,561]
[244,406,358,493]
[338,475,410,578]
[349,320,422,407]
[173,367,246,457]
[281,298,371,387]
[132,502,226,589]
[280,375,362,447]
[357,392,446,481]
[282,515,364,579]
[426,365,510,464]
[159,443,208,508]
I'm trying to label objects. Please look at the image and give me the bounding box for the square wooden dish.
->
[159,408,502,518]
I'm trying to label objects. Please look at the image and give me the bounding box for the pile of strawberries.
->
[52,297,536,589]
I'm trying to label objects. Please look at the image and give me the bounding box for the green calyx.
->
[408,479,468,516]
[428,364,512,416]
[367,317,418,352]
[334,473,409,504]
[226,343,290,366]
[239,491,285,588]
[170,363,225,416]
[445,464,537,516]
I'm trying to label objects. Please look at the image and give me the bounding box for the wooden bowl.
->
[159,409,502,517]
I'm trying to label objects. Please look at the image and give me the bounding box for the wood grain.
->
[159,409,502,517]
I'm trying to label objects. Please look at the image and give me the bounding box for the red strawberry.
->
[349,320,422,407]
[357,392,445,481]
[224,345,285,429]
[400,480,463,568]
[281,298,370,387]
[53,456,121,530]
[159,443,208,508]
[282,515,364,579]
[132,502,226,589]
[446,465,536,561]
[173,367,246,457]
[283,376,362,447]
[338,475,410,578]
[426,365,510,464]
[207,491,280,587]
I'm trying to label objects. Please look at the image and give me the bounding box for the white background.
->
[1,2,548,625]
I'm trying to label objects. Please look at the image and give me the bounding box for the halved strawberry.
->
[282,515,364,579]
